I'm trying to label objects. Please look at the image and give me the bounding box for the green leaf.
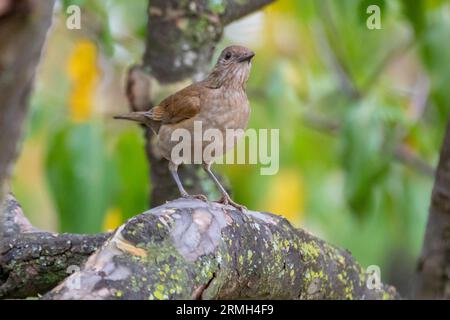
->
[111,129,149,220]
[46,122,114,233]
[340,101,393,217]
[62,0,87,9]
[401,0,425,36]
[419,12,450,124]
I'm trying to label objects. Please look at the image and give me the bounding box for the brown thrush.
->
[115,45,255,211]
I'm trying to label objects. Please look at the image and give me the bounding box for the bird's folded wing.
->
[146,106,165,121]
[156,84,202,124]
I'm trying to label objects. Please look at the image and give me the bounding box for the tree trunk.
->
[415,116,450,299]
[0,0,55,201]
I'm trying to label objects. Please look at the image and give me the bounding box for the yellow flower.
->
[262,168,304,226]
[103,207,123,232]
[66,39,99,122]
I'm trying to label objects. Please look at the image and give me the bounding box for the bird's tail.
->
[114,111,150,123]
[114,111,160,134]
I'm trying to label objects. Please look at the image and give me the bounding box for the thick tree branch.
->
[0,194,109,299]
[1,196,398,299]
[415,116,450,299]
[222,0,275,24]
[42,199,397,300]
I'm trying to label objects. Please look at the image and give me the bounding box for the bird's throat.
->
[204,64,250,90]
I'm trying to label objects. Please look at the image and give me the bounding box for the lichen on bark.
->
[43,199,398,300]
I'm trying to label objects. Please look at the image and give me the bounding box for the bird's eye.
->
[224,52,232,60]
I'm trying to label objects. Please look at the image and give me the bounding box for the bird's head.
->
[205,45,255,89]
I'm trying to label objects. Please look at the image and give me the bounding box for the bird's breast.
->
[200,89,250,131]
[157,89,250,163]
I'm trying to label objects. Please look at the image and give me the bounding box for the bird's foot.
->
[181,193,208,202]
[216,196,247,212]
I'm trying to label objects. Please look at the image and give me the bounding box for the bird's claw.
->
[216,196,247,212]
[192,194,208,201]
[182,193,208,202]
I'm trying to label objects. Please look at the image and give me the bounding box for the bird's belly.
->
[157,101,250,164]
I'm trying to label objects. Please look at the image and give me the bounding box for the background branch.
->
[304,17,434,178]
[300,112,434,178]
[0,0,55,201]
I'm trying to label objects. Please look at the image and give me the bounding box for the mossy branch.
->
[0,194,109,299]
[34,199,397,300]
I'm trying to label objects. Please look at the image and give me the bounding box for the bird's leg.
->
[202,163,247,212]
[168,161,189,197]
[168,161,207,201]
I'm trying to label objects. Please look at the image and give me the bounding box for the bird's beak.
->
[238,51,255,63]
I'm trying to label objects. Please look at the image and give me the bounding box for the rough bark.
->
[0,194,398,300]
[124,0,276,206]
[415,116,450,299]
[0,194,109,299]
[0,0,55,199]
[41,198,397,300]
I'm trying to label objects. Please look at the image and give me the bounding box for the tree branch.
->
[40,198,398,300]
[1,194,398,299]
[299,112,435,178]
[222,0,276,24]
[0,194,109,299]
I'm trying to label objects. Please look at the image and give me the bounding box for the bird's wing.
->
[154,84,202,124]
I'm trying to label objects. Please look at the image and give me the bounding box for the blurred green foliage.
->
[11,0,450,295]
[46,123,114,233]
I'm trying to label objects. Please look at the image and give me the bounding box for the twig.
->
[300,111,434,177]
